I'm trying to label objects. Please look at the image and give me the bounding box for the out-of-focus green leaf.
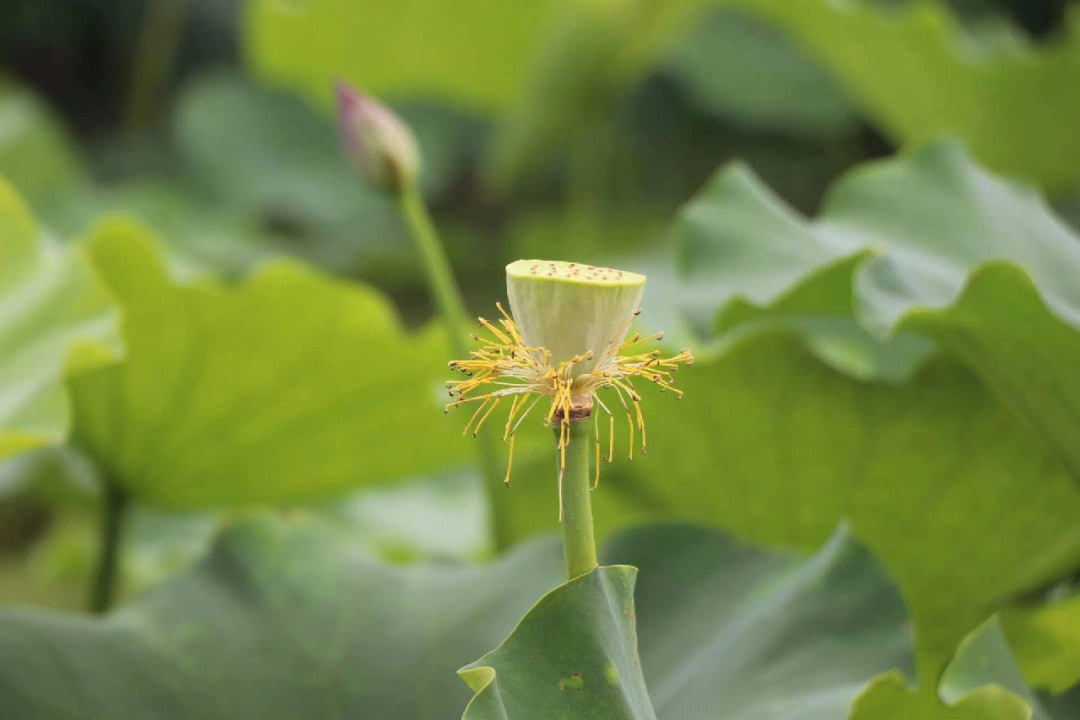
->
[242,0,568,113]
[170,72,417,281]
[0,78,274,272]
[0,179,118,461]
[0,518,925,719]
[0,514,564,718]
[485,0,715,191]
[1002,593,1080,694]
[170,71,488,284]
[0,468,492,613]
[488,1,871,221]
[0,507,98,612]
[662,8,857,137]
[0,81,89,221]
[65,219,467,506]
[612,331,1080,684]
[850,618,1054,720]
[728,0,1080,191]
[1042,687,1080,720]
[938,618,1055,719]
[172,72,397,230]
[322,470,493,561]
[607,525,914,720]
[0,446,100,504]
[678,141,1080,475]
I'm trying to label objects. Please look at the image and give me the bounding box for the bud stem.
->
[558,421,598,580]
[398,186,512,551]
[398,188,470,350]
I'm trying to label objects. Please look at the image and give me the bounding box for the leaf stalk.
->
[88,481,126,614]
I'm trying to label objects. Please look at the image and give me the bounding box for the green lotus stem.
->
[123,0,189,129]
[558,421,598,580]
[398,189,471,355]
[398,187,512,551]
[88,482,126,613]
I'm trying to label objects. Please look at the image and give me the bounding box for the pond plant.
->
[2,14,1080,713]
[447,259,692,579]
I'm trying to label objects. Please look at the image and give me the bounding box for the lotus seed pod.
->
[335,81,420,192]
[506,260,645,377]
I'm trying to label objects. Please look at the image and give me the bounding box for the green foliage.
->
[729,0,1080,191]
[630,143,1080,684]
[679,141,1080,474]
[662,8,857,137]
[0,75,477,288]
[0,519,956,719]
[609,332,1080,686]
[0,80,90,221]
[0,514,564,718]
[850,619,1065,719]
[609,525,914,719]
[4,2,1080,716]
[459,566,655,719]
[1002,593,1080,694]
[243,0,566,113]
[65,219,467,506]
[0,179,118,460]
[169,72,414,279]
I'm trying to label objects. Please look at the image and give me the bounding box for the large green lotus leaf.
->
[319,470,494,561]
[726,0,1080,191]
[486,0,857,198]
[0,468,492,612]
[1002,592,1080,694]
[677,141,1080,475]
[0,516,928,719]
[661,8,856,137]
[0,80,90,225]
[0,78,282,276]
[616,330,1080,684]
[172,72,399,230]
[0,179,118,461]
[242,0,567,114]
[0,514,564,718]
[1042,687,1080,720]
[458,565,655,720]
[65,218,468,506]
[608,525,914,719]
[850,618,1058,720]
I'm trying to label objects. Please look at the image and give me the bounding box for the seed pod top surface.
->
[506,260,645,376]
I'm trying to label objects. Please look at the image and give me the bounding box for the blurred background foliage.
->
[2,0,1080,716]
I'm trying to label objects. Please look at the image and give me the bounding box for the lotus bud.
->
[335,81,420,192]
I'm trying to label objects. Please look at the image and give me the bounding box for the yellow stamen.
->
[504,435,515,487]
[462,397,491,436]
[446,302,692,499]
[473,396,501,437]
[593,411,601,490]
